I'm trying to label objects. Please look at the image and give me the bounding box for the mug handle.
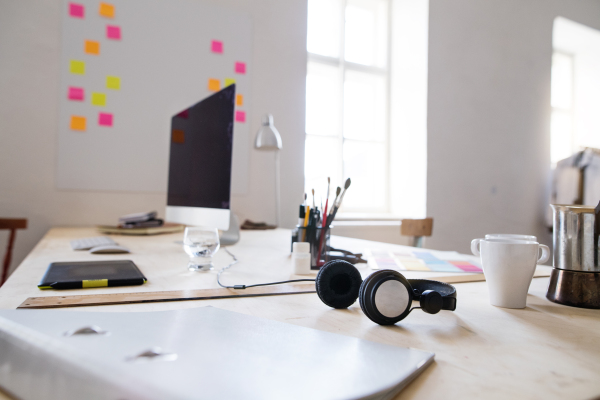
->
[537,244,550,264]
[471,239,484,256]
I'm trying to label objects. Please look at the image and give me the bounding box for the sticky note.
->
[84,40,100,55]
[236,94,243,106]
[106,76,120,90]
[224,78,236,87]
[70,116,86,131]
[235,111,246,123]
[68,87,84,101]
[98,112,113,127]
[69,60,85,75]
[91,92,106,106]
[211,40,223,53]
[99,2,115,18]
[69,3,84,18]
[234,62,246,74]
[106,25,121,40]
[172,129,185,144]
[208,78,220,92]
[176,109,189,119]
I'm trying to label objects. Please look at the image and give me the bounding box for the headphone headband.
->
[408,279,457,311]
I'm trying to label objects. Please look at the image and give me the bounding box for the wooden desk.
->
[0,227,599,400]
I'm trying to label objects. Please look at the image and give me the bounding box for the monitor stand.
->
[220,213,240,246]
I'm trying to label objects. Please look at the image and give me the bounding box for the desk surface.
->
[0,227,599,400]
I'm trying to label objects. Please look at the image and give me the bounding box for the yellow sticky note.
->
[236,94,243,106]
[99,2,115,18]
[70,116,86,131]
[91,92,106,106]
[70,60,85,75]
[106,76,120,90]
[208,78,220,92]
[224,78,236,87]
[84,40,100,55]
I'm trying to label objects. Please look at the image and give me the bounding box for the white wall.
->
[426,0,600,254]
[0,0,307,274]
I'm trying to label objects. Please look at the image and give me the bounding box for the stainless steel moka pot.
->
[547,204,600,308]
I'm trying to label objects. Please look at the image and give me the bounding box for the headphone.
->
[315,260,457,325]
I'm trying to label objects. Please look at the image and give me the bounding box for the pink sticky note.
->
[235,111,246,123]
[69,3,84,18]
[234,62,246,74]
[98,112,113,127]
[106,25,121,40]
[211,40,223,53]
[68,87,84,101]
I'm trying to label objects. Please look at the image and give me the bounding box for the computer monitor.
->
[165,85,235,230]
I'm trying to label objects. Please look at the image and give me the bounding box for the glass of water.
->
[183,227,220,271]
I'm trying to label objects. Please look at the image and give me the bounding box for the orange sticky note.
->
[99,2,115,18]
[70,116,86,131]
[236,94,243,106]
[84,40,100,55]
[172,129,185,144]
[208,78,220,92]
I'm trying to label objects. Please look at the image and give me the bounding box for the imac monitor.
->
[166,85,235,230]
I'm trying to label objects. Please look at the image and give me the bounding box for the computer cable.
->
[216,248,315,289]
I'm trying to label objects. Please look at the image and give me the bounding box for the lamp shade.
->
[254,114,282,151]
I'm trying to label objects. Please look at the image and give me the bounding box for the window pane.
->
[343,70,386,141]
[551,110,574,164]
[551,52,573,109]
[307,0,342,58]
[342,140,386,210]
[305,136,343,204]
[306,62,341,137]
[344,0,388,67]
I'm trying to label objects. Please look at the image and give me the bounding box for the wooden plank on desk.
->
[17,283,317,309]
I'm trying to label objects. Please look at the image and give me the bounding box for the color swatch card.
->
[366,249,483,273]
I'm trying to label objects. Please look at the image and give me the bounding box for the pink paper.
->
[68,87,84,101]
[69,3,84,18]
[234,62,246,74]
[235,111,246,123]
[98,112,113,127]
[106,25,121,40]
[211,40,223,53]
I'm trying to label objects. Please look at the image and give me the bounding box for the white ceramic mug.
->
[471,238,550,308]
[485,234,537,242]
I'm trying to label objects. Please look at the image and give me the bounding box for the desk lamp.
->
[254,114,283,227]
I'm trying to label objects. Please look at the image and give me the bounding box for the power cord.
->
[217,248,315,289]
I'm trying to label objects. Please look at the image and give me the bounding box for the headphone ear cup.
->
[358,270,413,325]
[315,260,363,309]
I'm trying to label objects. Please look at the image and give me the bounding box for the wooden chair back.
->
[400,218,433,247]
[0,219,28,285]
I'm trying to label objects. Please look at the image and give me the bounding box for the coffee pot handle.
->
[471,239,483,257]
[537,244,550,264]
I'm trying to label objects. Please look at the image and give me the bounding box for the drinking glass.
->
[183,227,220,271]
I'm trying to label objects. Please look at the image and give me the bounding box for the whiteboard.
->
[57,0,251,194]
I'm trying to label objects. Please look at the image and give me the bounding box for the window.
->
[550,51,575,165]
[305,0,390,213]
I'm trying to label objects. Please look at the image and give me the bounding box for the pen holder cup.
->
[293,226,331,269]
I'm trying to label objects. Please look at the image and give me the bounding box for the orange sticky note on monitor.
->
[84,40,100,55]
[99,2,115,18]
[70,116,86,131]
[172,129,185,144]
[236,94,243,106]
[208,78,220,92]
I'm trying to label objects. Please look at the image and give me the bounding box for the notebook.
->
[38,260,147,290]
[0,307,434,400]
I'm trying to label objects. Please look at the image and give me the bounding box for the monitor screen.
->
[167,85,235,211]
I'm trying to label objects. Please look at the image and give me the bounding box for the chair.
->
[1,218,28,285]
[400,218,433,248]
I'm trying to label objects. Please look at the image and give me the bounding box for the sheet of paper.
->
[99,2,115,18]
[106,25,121,40]
[85,40,100,55]
[91,92,106,106]
[106,76,120,90]
[98,112,113,127]
[69,60,85,75]
[70,116,86,131]
[367,249,483,273]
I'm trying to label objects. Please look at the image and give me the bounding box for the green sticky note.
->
[106,76,120,90]
[70,60,85,75]
[224,78,236,87]
[91,92,106,106]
